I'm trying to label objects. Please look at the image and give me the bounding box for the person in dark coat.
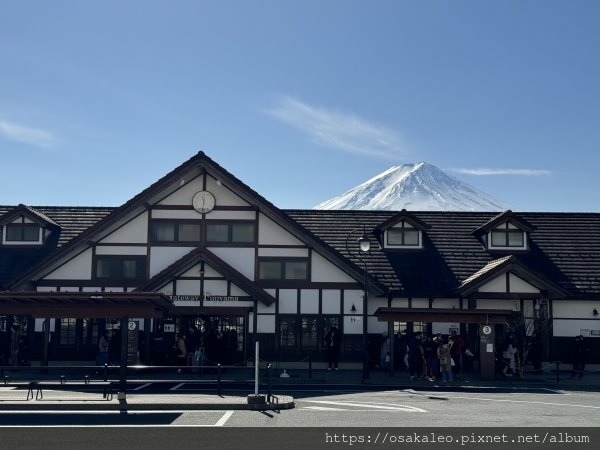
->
[570,335,588,378]
[324,326,341,370]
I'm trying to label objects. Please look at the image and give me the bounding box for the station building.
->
[0,151,598,368]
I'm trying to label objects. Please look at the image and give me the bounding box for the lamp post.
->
[346,226,371,381]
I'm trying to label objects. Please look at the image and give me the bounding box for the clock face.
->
[192,191,216,213]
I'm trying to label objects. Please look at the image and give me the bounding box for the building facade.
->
[0,152,598,367]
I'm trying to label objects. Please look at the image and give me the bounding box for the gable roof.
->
[457,255,568,298]
[136,247,276,306]
[0,204,61,229]
[8,152,384,294]
[473,210,536,237]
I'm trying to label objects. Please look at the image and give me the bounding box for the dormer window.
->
[489,223,526,249]
[2,221,42,245]
[386,221,422,248]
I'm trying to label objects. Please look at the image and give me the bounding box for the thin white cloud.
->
[267,96,405,159]
[450,167,553,176]
[0,119,54,148]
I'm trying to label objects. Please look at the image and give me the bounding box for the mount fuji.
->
[313,162,512,211]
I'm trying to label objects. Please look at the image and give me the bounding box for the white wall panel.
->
[553,319,600,337]
[553,301,600,319]
[44,249,93,280]
[509,274,540,293]
[176,279,200,296]
[322,290,341,314]
[312,252,355,283]
[344,290,363,314]
[101,212,148,244]
[369,316,387,334]
[300,289,319,314]
[390,298,409,308]
[206,176,251,207]
[479,276,507,293]
[278,289,297,314]
[149,247,195,277]
[204,279,228,296]
[343,316,363,334]
[158,176,203,205]
[258,214,303,246]
[257,315,275,333]
[209,247,255,279]
[257,302,275,313]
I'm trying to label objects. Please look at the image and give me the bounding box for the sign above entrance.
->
[169,295,251,302]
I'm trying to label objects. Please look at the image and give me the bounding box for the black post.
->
[41,318,50,374]
[267,363,272,397]
[119,316,128,398]
[217,363,222,396]
[362,265,369,381]
[104,363,109,382]
[308,356,312,379]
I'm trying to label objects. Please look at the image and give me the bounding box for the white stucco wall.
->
[149,247,196,277]
[157,176,203,206]
[206,176,251,207]
[322,290,341,314]
[278,289,297,314]
[44,249,94,280]
[477,299,521,311]
[209,247,255,280]
[300,289,319,314]
[176,279,200,295]
[553,300,600,319]
[258,214,303,246]
[100,212,148,244]
[95,246,147,255]
[311,252,355,283]
[509,273,540,293]
[553,319,600,337]
[257,314,275,333]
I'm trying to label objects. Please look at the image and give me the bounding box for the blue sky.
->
[1,1,599,211]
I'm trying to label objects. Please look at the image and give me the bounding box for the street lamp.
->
[345,226,371,381]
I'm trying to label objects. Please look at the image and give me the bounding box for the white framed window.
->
[2,223,42,245]
[488,222,527,249]
[385,221,422,248]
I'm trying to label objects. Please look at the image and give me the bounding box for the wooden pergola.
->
[0,291,173,398]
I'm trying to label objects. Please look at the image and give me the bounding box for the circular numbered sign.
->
[482,325,492,335]
[128,321,137,331]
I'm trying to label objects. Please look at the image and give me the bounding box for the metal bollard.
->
[217,364,222,396]
[104,363,108,382]
[308,356,312,379]
[267,363,272,397]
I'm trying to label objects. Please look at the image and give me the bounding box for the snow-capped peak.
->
[313,162,512,211]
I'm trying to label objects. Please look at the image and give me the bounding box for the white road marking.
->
[170,383,185,391]
[302,406,348,411]
[447,395,600,409]
[302,400,426,412]
[132,383,152,391]
[214,410,234,426]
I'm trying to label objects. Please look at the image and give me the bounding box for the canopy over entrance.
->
[375,307,513,324]
[0,291,172,318]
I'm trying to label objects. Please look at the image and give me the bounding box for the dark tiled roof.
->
[285,210,600,298]
[0,205,114,287]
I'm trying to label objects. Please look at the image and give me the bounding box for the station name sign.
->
[169,295,250,302]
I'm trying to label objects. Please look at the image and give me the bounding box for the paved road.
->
[0,386,598,427]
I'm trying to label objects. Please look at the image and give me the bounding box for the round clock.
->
[192,190,216,213]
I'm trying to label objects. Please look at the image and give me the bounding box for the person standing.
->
[97,332,109,366]
[422,335,438,381]
[437,338,453,383]
[407,332,424,381]
[324,326,341,370]
[176,333,187,373]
